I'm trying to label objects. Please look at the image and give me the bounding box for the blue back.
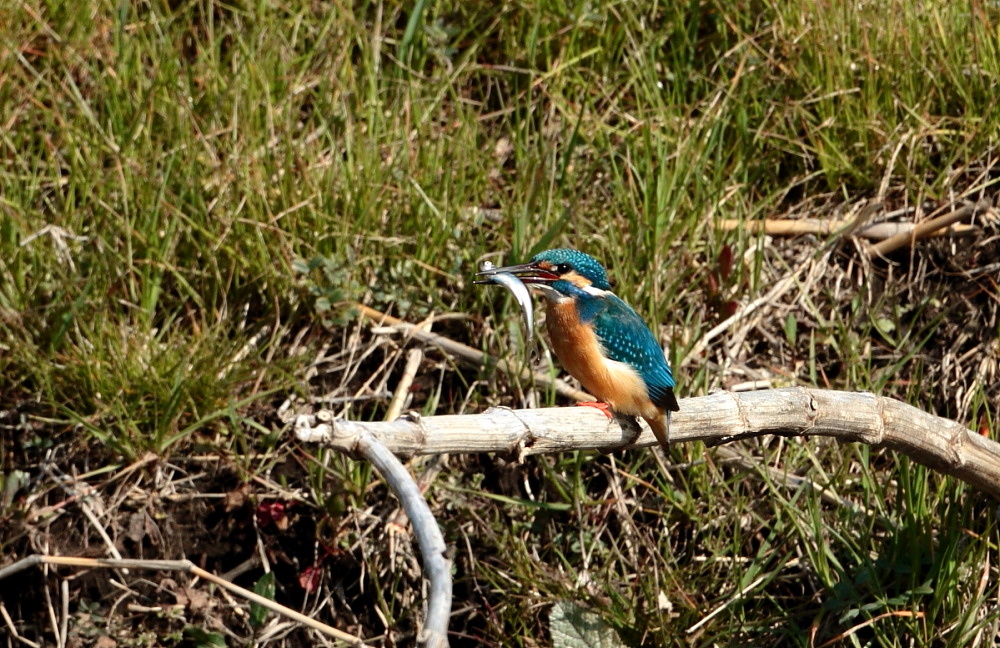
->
[557,281,677,410]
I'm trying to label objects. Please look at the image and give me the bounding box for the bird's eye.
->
[556,263,572,274]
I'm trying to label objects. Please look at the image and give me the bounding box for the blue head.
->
[476,248,611,293]
[530,249,611,291]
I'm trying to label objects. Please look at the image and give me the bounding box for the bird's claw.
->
[576,401,615,418]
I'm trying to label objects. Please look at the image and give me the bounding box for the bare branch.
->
[351,433,453,648]
[868,199,992,258]
[716,217,977,240]
[290,387,1000,645]
[296,387,1000,499]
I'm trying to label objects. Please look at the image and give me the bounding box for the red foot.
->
[577,401,614,419]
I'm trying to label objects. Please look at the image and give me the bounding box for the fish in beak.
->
[475,260,540,343]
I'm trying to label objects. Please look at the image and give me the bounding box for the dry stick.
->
[352,304,592,402]
[868,200,989,258]
[332,306,1000,645]
[296,409,455,647]
[0,600,38,648]
[0,556,373,648]
[385,346,446,533]
[295,388,1000,499]
[716,218,975,240]
[386,348,425,422]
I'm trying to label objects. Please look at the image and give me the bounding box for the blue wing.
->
[577,294,679,412]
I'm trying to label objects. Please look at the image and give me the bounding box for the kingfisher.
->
[477,248,679,452]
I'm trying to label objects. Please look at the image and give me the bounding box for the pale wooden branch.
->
[295,387,1000,499]
[868,199,991,258]
[716,218,976,240]
[351,432,452,648]
[386,347,424,421]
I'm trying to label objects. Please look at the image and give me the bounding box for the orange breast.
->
[545,300,660,421]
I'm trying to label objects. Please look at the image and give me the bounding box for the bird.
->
[477,248,679,452]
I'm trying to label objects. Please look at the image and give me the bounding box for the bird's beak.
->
[474,261,559,286]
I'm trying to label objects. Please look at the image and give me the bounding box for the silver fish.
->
[476,260,534,343]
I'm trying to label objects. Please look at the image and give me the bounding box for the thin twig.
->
[59,579,68,648]
[0,599,41,648]
[353,303,591,401]
[386,348,425,421]
[0,556,372,647]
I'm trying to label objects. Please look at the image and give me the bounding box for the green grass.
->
[2,0,999,646]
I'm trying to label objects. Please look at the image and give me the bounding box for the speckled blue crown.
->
[532,248,611,290]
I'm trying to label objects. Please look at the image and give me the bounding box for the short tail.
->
[646,411,671,454]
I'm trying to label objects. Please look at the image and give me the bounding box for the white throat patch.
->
[582,285,609,297]
[532,283,610,302]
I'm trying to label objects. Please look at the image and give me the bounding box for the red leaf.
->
[298,564,323,593]
[719,244,733,282]
[256,501,288,528]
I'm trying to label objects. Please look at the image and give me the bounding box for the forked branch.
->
[292,386,1000,647]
